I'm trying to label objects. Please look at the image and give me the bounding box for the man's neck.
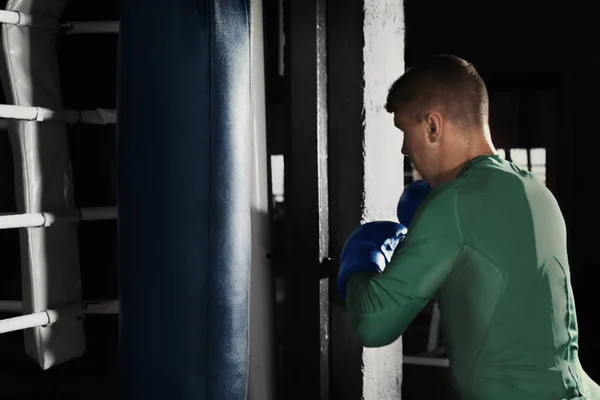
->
[433,133,496,185]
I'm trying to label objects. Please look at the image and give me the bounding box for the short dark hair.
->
[385,54,489,128]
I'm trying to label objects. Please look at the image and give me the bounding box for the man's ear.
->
[425,112,443,143]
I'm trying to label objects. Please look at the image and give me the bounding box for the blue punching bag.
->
[116,1,251,399]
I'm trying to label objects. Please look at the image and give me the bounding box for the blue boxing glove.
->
[337,221,407,300]
[397,180,432,227]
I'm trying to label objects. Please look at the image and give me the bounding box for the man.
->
[337,54,600,399]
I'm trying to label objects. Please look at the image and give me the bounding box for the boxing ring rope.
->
[0,10,119,34]
[0,206,116,229]
[0,104,116,124]
[0,303,83,334]
[0,9,54,29]
[0,299,119,335]
[0,1,127,373]
[0,198,116,333]
[0,300,119,315]
[0,80,115,334]
[0,299,118,337]
[0,202,116,334]
[0,13,117,337]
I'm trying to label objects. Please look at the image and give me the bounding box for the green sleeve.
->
[346,184,463,347]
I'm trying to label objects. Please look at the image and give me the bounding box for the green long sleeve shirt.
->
[346,155,600,399]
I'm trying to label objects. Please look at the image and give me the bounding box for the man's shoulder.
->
[412,181,461,225]
[426,180,462,205]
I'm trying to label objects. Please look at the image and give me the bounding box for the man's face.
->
[394,109,441,185]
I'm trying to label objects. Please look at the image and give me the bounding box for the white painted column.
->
[327,0,405,398]
[361,1,405,399]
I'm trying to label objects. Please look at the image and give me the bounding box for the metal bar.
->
[62,21,119,34]
[427,302,441,352]
[403,356,450,368]
[315,1,329,398]
[325,0,367,397]
[0,304,83,334]
[0,300,119,315]
[282,0,329,398]
[0,206,116,229]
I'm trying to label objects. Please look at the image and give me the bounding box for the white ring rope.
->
[0,303,84,334]
[0,9,55,29]
[0,10,119,34]
[0,206,117,230]
[0,104,116,125]
[0,301,118,334]
[0,300,119,315]
[0,4,120,346]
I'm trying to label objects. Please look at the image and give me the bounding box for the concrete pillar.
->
[327,0,405,399]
